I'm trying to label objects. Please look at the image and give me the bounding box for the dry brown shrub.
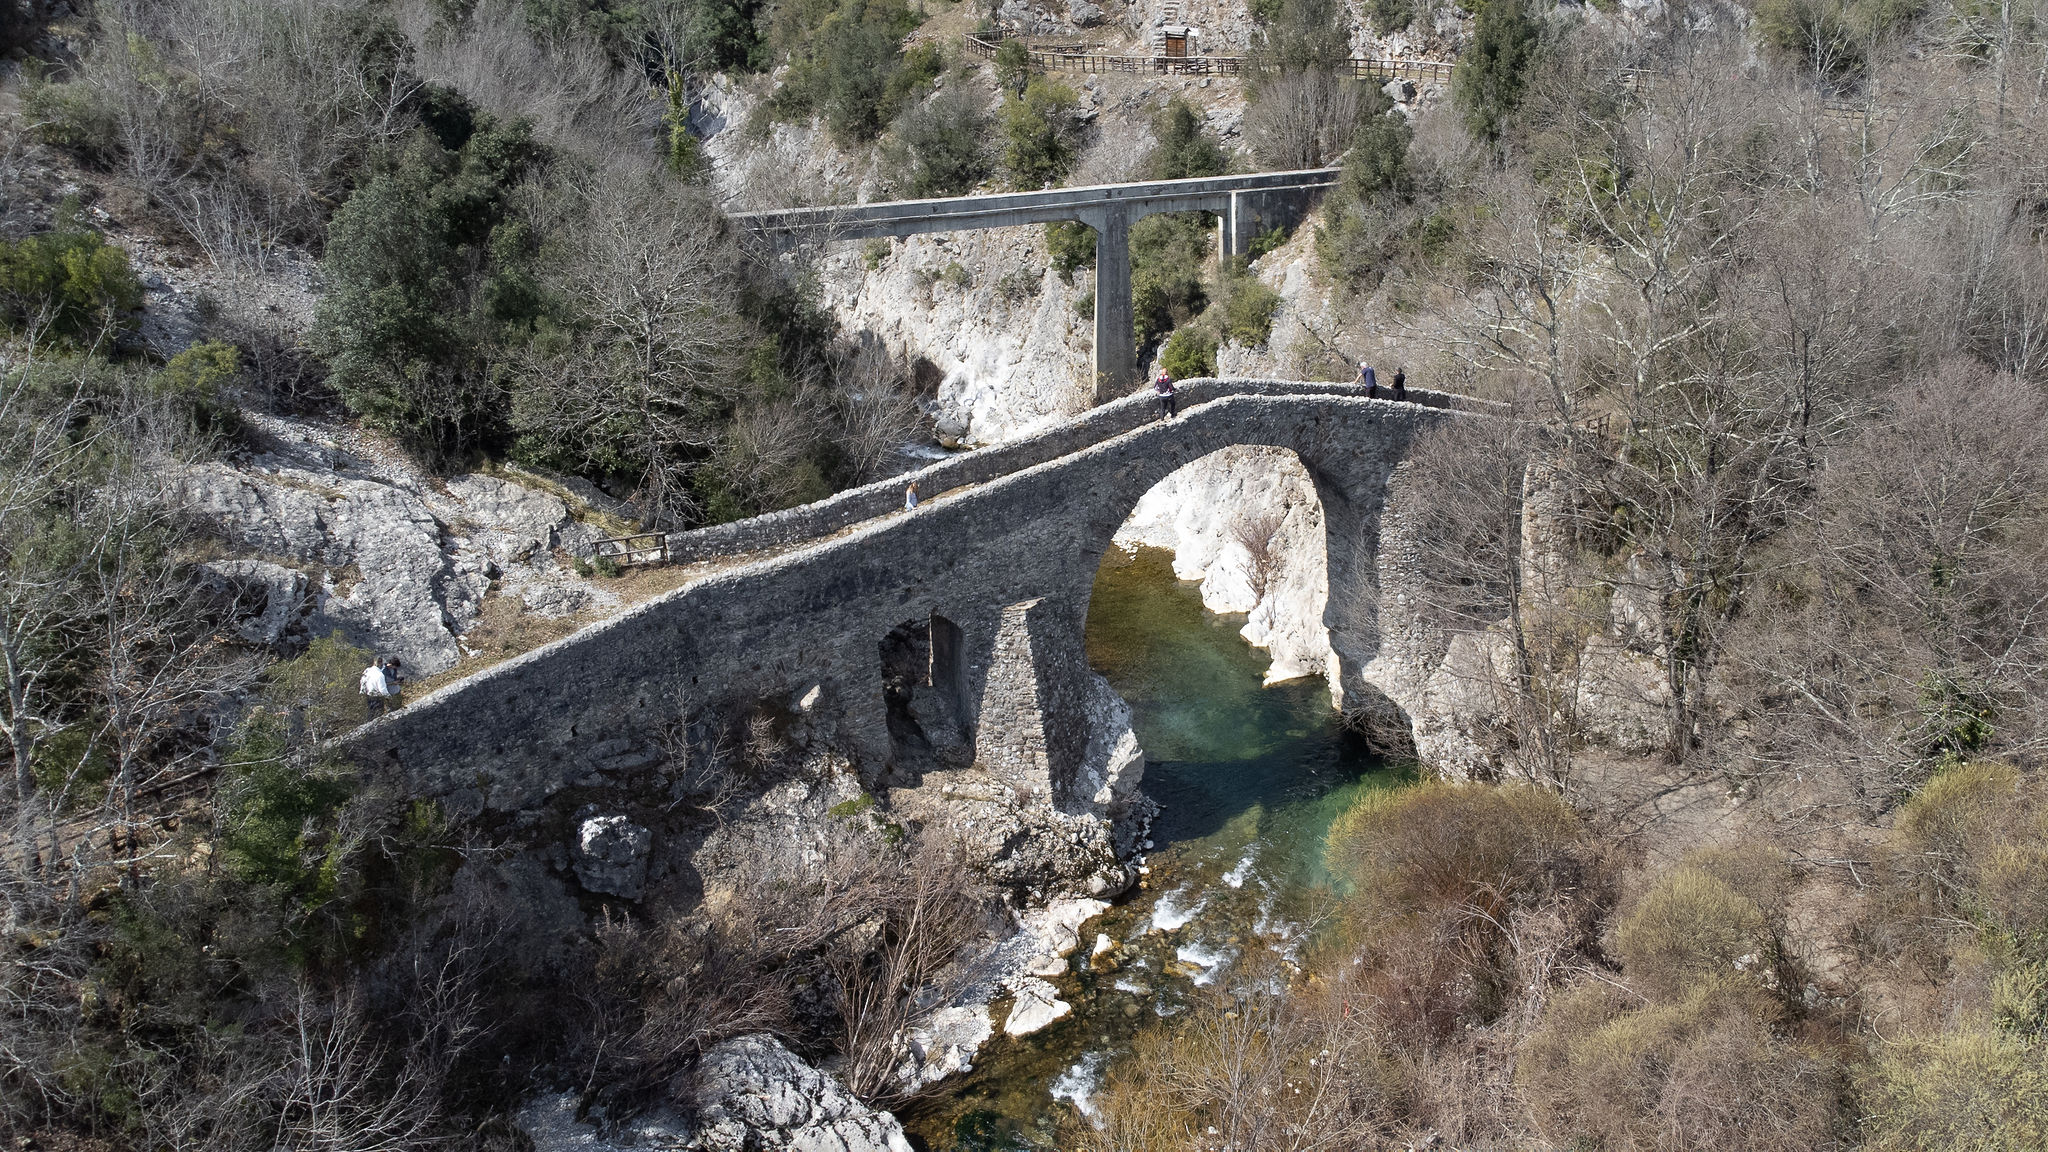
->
[1518,979,1847,1152]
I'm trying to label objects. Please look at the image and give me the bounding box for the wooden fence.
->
[592,532,670,567]
[962,33,1455,83]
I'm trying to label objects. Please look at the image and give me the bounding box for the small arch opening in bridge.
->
[879,612,971,780]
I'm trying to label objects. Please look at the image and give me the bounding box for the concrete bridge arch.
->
[349,382,1501,822]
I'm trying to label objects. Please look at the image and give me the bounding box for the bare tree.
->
[511,173,745,528]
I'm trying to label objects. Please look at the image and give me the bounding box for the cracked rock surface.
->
[179,409,618,676]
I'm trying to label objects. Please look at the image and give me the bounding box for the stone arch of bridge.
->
[346,388,1459,820]
[910,413,1419,815]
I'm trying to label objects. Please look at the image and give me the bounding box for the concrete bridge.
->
[348,379,1502,824]
[734,171,1340,400]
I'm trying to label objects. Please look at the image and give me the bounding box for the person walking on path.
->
[383,656,405,711]
[1154,370,1178,420]
[1357,362,1378,397]
[360,657,391,720]
[904,479,920,510]
[1392,368,1407,403]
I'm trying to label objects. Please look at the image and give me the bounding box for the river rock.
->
[691,1034,914,1152]
[1040,897,1110,957]
[892,1005,993,1091]
[1003,978,1072,1036]
[572,815,652,899]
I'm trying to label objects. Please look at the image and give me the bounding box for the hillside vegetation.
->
[2,0,2048,1149]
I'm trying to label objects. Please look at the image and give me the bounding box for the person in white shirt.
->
[360,658,391,719]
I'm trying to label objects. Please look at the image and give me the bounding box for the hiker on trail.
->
[1358,362,1378,397]
[383,656,404,710]
[905,479,919,510]
[360,658,391,720]
[1392,369,1407,403]
[1154,370,1177,420]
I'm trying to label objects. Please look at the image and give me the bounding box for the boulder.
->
[891,1004,992,1091]
[1382,78,1417,103]
[572,815,653,899]
[1003,977,1072,1036]
[1067,0,1104,24]
[691,1035,914,1152]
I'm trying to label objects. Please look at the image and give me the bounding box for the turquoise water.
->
[901,546,1404,1150]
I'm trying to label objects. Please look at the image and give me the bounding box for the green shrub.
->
[1159,327,1217,378]
[1614,866,1773,1003]
[0,226,144,344]
[23,79,117,161]
[773,0,924,143]
[1130,212,1211,350]
[152,340,244,439]
[216,713,356,904]
[1860,1028,2048,1151]
[1217,276,1281,346]
[1001,76,1084,189]
[313,104,546,464]
[664,68,708,181]
[1148,97,1228,181]
[1073,289,1093,317]
[885,86,993,196]
[1453,0,1543,145]
[862,238,893,268]
[994,38,1031,93]
[1346,87,1412,203]
[1245,225,1289,260]
[1046,220,1096,279]
[1367,0,1413,31]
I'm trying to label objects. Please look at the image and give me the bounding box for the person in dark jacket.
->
[1357,362,1378,397]
[1154,370,1178,420]
[1392,368,1407,403]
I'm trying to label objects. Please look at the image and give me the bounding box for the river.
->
[902,545,1407,1149]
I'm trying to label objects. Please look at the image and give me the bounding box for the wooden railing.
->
[593,532,670,566]
[963,33,1455,83]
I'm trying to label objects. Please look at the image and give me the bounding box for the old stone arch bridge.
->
[348,380,1503,819]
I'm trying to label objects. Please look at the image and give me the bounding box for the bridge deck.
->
[731,169,1341,241]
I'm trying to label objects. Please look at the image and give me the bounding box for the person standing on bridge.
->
[1358,362,1378,397]
[905,479,920,510]
[1154,369,1178,420]
[360,657,392,720]
[1392,368,1407,403]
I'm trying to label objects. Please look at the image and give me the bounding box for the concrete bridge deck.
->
[734,171,1341,398]
[346,378,1505,823]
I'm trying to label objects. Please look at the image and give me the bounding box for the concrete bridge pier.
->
[1077,207,1135,404]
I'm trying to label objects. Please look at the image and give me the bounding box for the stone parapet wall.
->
[665,380,1498,563]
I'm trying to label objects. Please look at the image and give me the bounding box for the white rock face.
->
[1003,977,1073,1036]
[817,229,1099,447]
[692,1035,914,1152]
[1115,445,1335,688]
[179,411,617,676]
